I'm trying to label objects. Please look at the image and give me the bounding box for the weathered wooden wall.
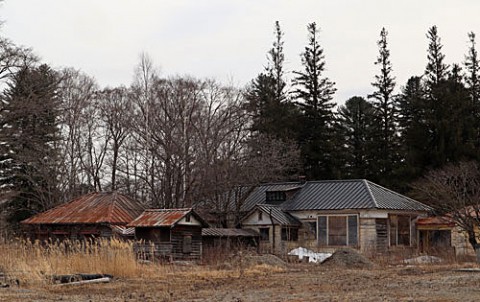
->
[23,224,114,241]
[135,225,203,260]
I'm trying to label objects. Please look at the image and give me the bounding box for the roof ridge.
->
[363,179,378,208]
[366,180,424,204]
[305,179,365,184]
[145,208,192,212]
[105,191,117,223]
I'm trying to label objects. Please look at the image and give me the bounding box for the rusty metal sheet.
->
[127,208,193,227]
[417,216,454,227]
[21,192,145,225]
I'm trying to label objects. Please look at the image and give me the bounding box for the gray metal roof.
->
[366,180,431,211]
[255,204,302,226]
[240,180,430,212]
[202,228,259,237]
[240,183,303,212]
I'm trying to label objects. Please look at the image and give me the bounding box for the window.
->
[259,228,270,241]
[281,228,298,241]
[317,215,358,247]
[185,213,191,222]
[266,191,286,204]
[307,221,317,237]
[258,211,263,221]
[183,235,192,254]
[159,228,171,242]
[390,215,411,246]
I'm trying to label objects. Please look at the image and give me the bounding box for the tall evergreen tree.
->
[421,26,476,168]
[425,26,449,90]
[0,64,61,225]
[464,32,480,151]
[293,22,338,179]
[406,26,478,174]
[267,21,287,104]
[464,32,480,107]
[245,21,297,140]
[368,27,398,183]
[397,76,428,182]
[338,96,376,179]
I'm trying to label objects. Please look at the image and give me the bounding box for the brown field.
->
[0,239,479,301]
[1,263,480,301]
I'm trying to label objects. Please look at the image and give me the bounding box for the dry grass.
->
[0,238,173,285]
[0,238,284,288]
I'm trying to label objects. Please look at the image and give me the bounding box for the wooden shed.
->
[21,192,145,241]
[128,208,209,261]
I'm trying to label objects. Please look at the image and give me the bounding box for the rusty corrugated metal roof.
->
[21,192,145,225]
[417,216,455,227]
[127,208,209,228]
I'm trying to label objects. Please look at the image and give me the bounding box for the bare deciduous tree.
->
[412,161,480,260]
[57,68,98,200]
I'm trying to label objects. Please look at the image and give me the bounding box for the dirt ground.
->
[1,263,480,302]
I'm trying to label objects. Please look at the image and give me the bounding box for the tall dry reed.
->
[0,238,167,284]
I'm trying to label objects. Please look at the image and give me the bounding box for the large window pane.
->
[318,216,327,245]
[281,227,298,241]
[390,216,398,246]
[397,216,411,246]
[328,216,347,246]
[259,228,269,241]
[348,215,358,246]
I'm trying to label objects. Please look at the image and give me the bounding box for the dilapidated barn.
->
[128,208,209,261]
[21,192,145,241]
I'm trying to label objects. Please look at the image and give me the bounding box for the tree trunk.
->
[467,232,480,263]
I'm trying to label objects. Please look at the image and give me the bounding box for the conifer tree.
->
[425,26,449,90]
[293,22,338,179]
[368,27,398,183]
[397,76,428,181]
[0,64,61,225]
[465,32,480,107]
[245,21,298,140]
[338,96,376,179]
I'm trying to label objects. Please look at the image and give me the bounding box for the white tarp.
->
[288,247,332,263]
[403,255,443,264]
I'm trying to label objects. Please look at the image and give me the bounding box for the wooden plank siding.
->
[134,225,203,261]
[23,224,115,241]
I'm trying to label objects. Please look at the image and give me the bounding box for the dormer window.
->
[185,213,191,222]
[266,191,286,204]
[258,211,263,221]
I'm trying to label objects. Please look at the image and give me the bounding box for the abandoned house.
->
[127,208,209,261]
[239,180,431,254]
[21,192,145,241]
[242,204,302,253]
[417,214,480,258]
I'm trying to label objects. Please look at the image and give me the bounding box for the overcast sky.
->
[1,0,480,104]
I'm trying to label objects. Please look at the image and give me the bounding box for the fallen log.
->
[52,274,113,284]
[56,277,111,286]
